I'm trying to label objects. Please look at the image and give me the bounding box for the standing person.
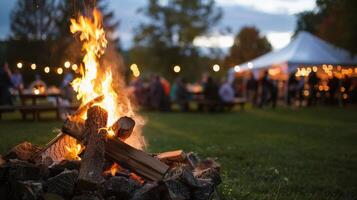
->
[328,75,339,105]
[203,76,219,112]
[175,77,190,112]
[0,62,13,105]
[149,75,165,111]
[296,76,305,107]
[246,72,258,106]
[307,71,319,106]
[219,79,235,110]
[160,77,171,111]
[259,71,271,108]
[270,80,278,108]
[61,72,74,102]
[11,68,24,92]
[287,72,298,106]
[132,77,145,106]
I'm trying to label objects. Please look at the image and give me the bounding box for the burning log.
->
[63,115,169,182]
[110,116,135,140]
[73,95,104,118]
[3,142,42,162]
[78,106,108,189]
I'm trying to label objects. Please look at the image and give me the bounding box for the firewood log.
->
[4,142,42,162]
[78,106,108,190]
[155,150,186,163]
[73,95,104,118]
[110,116,135,140]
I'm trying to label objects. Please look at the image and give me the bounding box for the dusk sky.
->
[0,0,316,50]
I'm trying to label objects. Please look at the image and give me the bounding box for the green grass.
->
[1,106,357,199]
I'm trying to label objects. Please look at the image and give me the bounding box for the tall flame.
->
[70,9,145,150]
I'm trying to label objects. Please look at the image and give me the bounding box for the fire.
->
[104,163,145,184]
[69,9,145,150]
[64,143,83,160]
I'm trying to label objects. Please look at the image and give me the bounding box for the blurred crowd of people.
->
[2,61,357,111]
[0,62,74,106]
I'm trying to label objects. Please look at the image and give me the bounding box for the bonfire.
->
[0,9,221,200]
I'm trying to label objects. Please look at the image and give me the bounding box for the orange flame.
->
[69,9,145,149]
[64,143,83,160]
[103,163,144,184]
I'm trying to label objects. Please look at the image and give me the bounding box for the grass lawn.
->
[0,106,356,199]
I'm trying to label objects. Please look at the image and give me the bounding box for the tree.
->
[295,0,357,54]
[131,0,222,80]
[225,27,272,67]
[10,0,58,40]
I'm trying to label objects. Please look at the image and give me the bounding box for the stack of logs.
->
[0,105,221,200]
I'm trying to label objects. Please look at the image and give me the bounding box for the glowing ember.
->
[64,143,83,160]
[69,9,145,150]
[104,163,145,184]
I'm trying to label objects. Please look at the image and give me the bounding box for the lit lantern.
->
[212,64,220,72]
[173,65,181,73]
[31,64,36,70]
[17,62,23,69]
[64,61,71,68]
[57,67,63,75]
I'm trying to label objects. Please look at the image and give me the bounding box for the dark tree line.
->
[6,0,119,73]
[295,0,357,55]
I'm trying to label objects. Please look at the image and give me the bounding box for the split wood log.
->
[73,95,104,118]
[47,169,78,197]
[110,116,135,140]
[63,117,169,182]
[4,142,42,162]
[155,150,186,162]
[78,106,108,189]
[104,138,169,182]
[34,133,78,163]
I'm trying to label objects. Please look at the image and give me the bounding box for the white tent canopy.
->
[228,31,357,77]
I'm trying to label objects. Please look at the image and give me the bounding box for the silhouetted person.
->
[0,62,13,105]
[259,71,271,108]
[175,77,189,112]
[270,80,278,108]
[203,76,219,112]
[61,72,74,102]
[341,75,352,105]
[246,72,258,106]
[11,68,24,92]
[296,77,305,106]
[149,75,166,111]
[328,75,339,105]
[219,79,235,110]
[307,71,319,106]
[287,72,298,106]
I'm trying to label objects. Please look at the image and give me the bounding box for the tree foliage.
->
[225,26,272,67]
[10,0,59,40]
[295,0,357,54]
[131,0,222,80]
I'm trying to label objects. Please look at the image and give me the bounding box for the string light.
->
[64,61,71,68]
[248,62,253,69]
[234,65,240,72]
[212,64,220,72]
[31,64,36,70]
[173,65,181,73]
[44,67,50,73]
[130,64,138,71]
[17,62,23,69]
[57,67,63,75]
[71,64,78,71]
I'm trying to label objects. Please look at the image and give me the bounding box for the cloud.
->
[217,0,315,14]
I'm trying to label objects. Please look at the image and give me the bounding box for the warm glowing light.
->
[65,143,83,160]
[17,62,23,69]
[234,65,240,72]
[31,64,36,70]
[44,66,50,73]
[303,90,309,96]
[130,64,138,71]
[248,62,253,69]
[173,65,181,73]
[312,66,318,72]
[33,89,40,95]
[213,64,220,72]
[72,64,78,71]
[57,67,63,75]
[133,70,140,77]
[64,61,71,68]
